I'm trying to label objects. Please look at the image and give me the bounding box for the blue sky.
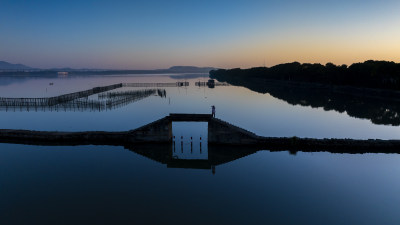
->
[1,0,399,69]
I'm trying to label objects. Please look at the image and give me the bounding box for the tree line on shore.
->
[210,60,400,90]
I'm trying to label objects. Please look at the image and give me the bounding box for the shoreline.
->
[1,128,399,154]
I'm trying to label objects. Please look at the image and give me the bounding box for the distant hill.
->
[0,61,36,71]
[166,66,216,73]
[0,64,217,76]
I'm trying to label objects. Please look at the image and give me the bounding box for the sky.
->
[1,0,400,69]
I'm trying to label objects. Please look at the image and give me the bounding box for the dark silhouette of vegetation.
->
[210,60,400,90]
[210,61,400,126]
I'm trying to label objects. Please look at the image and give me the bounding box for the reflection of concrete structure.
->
[127,143,258,173]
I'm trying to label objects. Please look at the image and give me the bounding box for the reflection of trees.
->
[213,76,400,126]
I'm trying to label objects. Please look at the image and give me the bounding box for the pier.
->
[123,82,189,87]
[0,82,178,112]
[0,83,122,108]
[0,81,232,112]
[195,81,229,88]
[0,89,165,112]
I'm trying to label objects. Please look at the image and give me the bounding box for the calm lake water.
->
[1,74,400,224]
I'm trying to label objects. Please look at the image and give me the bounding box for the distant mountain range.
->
[166,66,215,73]
[0,61,36,71]
[0,61,216,74]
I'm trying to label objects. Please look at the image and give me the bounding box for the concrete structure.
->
[1,113,400,153]
[127,113,258,145]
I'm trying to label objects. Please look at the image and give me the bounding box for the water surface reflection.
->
[1,74,400,139]
[1,143,400,225]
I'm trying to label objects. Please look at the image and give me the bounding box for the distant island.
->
[210,60,400,90]
[0,61,216,76]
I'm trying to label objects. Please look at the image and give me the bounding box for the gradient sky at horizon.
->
[1,0,400,69]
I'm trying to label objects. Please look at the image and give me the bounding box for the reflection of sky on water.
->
[1,74,400,224]
[1,143,400,224]
[0,74,400,139]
